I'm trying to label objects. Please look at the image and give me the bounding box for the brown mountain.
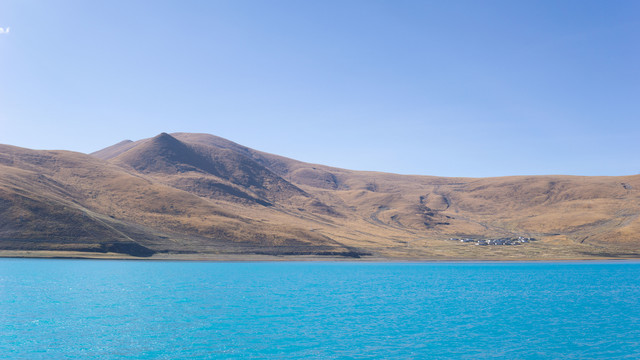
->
[1,132,639,260]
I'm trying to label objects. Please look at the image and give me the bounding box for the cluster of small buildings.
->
[448,236,536,246]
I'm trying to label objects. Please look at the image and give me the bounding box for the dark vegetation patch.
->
[0,239,155,257]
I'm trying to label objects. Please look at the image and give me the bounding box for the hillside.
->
[1,132,639,260]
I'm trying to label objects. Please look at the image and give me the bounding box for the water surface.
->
[1,259,639,359]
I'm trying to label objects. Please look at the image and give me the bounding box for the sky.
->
[0,0,638,177]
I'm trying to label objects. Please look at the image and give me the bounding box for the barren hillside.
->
[1,132,638,260]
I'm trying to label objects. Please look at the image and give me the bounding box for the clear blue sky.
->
[1,0,638,177]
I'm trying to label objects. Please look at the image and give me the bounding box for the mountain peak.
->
[150,132,181,146]
[91,139,135,160]
[155,132,172,139]
[110,132,193,173]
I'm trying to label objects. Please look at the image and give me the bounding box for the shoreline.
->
[1,250,640,263]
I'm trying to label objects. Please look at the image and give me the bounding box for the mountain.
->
[1,132,639,260]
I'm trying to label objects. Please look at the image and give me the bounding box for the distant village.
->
[448,236,536,246]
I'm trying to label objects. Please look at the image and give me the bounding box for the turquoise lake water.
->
[1,259,639,359]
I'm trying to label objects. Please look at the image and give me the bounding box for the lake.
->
[1,259,639,359]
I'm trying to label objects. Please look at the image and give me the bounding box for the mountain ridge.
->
[1,132,639,260]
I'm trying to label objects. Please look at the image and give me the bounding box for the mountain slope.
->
[170,133,640,253]
[1,132,639,260]
[0,144,360,258]
[106,133,336,214]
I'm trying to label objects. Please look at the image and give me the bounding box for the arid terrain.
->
[1,132,639,260]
